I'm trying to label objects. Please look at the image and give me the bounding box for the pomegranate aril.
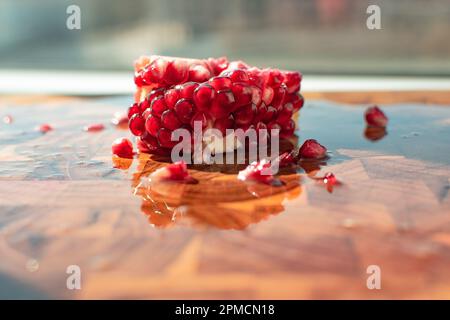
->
[288,93,304,112]
[250,85,262,107]
[128,103,140,119]
[188,64,212,83]
[112,111,129,126]
[112,137,134,159]
[145,115,161,136]
[227,60,249,71]
[298,139,327,159]
[129,114,145,136]
[262,86,274,106]
[209,76,232,90]
[134,71,145,87]
[280,119,296,138]
[222,69,249,83]
[277,151,297,167]
[365,105,388,127]
[144,57,168,83]
[147,87,165,101]
[163,60,188,85]
[151,161,198,184]
[323,172,337,185]
[264,69,284,88]
[140,133,159,153]
[210,89,235,119]
[234,103,256,127]
[191,112,212,129]
[263,106,277,122]
[231,82,252,110]
[271,84,287,110]
[161,109,182,131]
[157,128,177,148]
[193,84,215,111]
[178,82,199,100]
[214,115,235,135]
[208,57,229,74]
[150,96,168,118]
[39,124,53,133]
[84,123,105,132]
[139,99,150,113]
[276,104,293,125]
[164,88,180,109]
[283,71,301,94]
[174,99,195,124]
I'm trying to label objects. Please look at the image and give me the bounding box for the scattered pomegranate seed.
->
[365,105,388,127]
[112,137,134,159]
[364,126,387,141]
[319,172,341,193]
[3,115,13,124]
[84,123,105,132]
[298,139,327,159]
[150,161,198,184]
[238,159,282,186]
[38,124,53,133]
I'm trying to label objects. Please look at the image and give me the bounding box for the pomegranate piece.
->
[112,137,134,159]
[130,55,304,155]
[238,159,282,186]
[37,123,53,133]
[84,123,105,132]
[111,111,129,126]
[150,161,198,184]
[365,105,388,127]
[298,139,327,159]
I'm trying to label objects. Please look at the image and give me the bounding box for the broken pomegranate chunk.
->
[129,55,303,155]
[298,139,327,159]
[112,137,134,159]
[365,105,388,127]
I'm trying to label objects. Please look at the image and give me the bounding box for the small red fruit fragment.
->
[323,172,337,185]
[84,123,105,132]
[238,159,282,186]
[112,137,134,159]
[365,105,388,127]
[298,139,327,159]
[151,161,198,184]
[38,124,53,133]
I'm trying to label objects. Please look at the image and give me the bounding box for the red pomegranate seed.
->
[208,56,229,74]
[161,109,182,130]
[238,159,281,186]
[140,133,160,153]
[38,123,53,133]
[127,103,140,119]
[134,71,145,87]
[84,123,105,132]
[112,137,134,159]
[298,139,327,159]
[262,86,274,106]
[144,57,168,83]
[227,60,249,70]
[151,161,198,184]
[267,121,282,134]
[323,172,337,185]
[164,88,180,109]
[271,84,287,110]
[137,137,151,153]
[191,112,212,129]
[264,69,284,87]
[288,93,304,112]
[193,84,215,111]
[174,99,195,124]
[128,114,145,136]
[188,64,212,82]
[280,119,296,138]
[214,115,235,135]
[283,71,301,94]
[210,89,235,119]
[209,76,232,90]
[150,96,168,118]
[147,87,165,101]
[145,115,161,136]
[163,60,188,85]
[276,104,293,125]
[231,82,252,109]
[178,82,199,99]
[138,99,150,113]
[365,105,388,127]
[264,106,277,122]
[157,128,177,148]
[222,69,249,83]
[234,103,256,127]
[250,85,262,107]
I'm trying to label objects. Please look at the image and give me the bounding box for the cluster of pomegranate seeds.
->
[365,105,388,127]
[238,159,282,186]
[298,139,327,159]
[38,124,53,133]
[84,123,105,132]
[111,137,134,159]
[150,161,198,184]
[128,55,303,154]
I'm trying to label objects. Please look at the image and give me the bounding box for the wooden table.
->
[0,91,450,299]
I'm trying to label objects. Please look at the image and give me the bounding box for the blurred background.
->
[0,0,449,76]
